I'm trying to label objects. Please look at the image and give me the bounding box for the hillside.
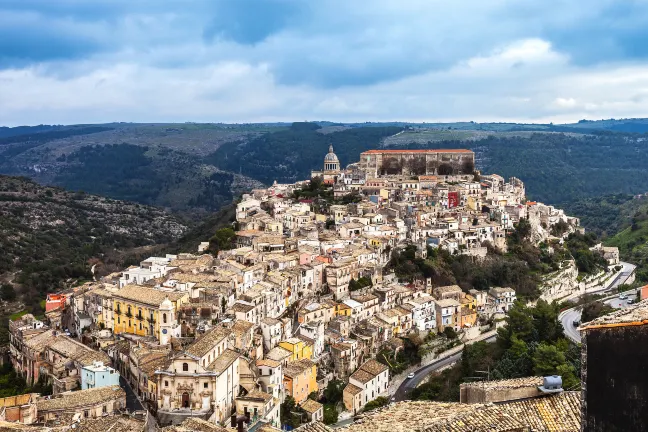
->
[0,175,188,316]
[0,124,266,216]
[210,122,403,184]
[605,200,648,282]
[2,122,648,216]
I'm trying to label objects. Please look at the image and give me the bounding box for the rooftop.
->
[423,392,581,432]
[580,298,648,329]
[114,285,186,307]
[36,385,125,412]
[460,376,542,391]
[345,401,477,432]
[300,398,324,414]
[361,149,473,154]
[206,348,240,374]
[293,422,332,432]
[358,359,389,376]
[185,326,231,358]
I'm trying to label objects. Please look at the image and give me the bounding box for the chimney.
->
[236,415,248,432]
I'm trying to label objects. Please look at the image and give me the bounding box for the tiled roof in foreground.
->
[345,392,581,432]
[344,401,477,432]
[424,391,581,432]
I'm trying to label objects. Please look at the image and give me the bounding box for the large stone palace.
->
[358,149,475,177]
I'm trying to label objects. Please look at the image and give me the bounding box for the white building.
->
[489,287,516,312]
[81,361,120,390]
[406,295,436,331]
[343,359,390,414]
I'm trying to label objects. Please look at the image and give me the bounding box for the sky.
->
[3,0,648,126]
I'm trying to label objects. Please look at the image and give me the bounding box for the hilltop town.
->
[3,146,619,431]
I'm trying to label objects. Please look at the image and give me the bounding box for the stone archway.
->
[182,392,190,408]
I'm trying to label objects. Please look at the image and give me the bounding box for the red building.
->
[45,294,66,312]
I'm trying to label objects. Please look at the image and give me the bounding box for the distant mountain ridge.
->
[1,120,648,218]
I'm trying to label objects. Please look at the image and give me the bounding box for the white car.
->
[619,294,627,300]
[407,373,415,379]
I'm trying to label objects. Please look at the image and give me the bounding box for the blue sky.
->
[3,0,648,125]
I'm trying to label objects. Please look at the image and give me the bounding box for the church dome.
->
[324,145,339,163]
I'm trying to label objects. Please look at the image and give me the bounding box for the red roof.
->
[361,149,473,154]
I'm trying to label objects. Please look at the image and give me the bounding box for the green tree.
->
[363,396,389,412]
[0,283,16,301]
[461,344,471,377]
[323,404,338,425]
[443,327,457,339]
[308,391,319,401]
[533,343,566,376]
[280,396,301,428]
[323,379,345,404]
[208,227,236,254]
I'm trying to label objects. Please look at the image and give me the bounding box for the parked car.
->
[619,294,627,300]
[407,372,415,379]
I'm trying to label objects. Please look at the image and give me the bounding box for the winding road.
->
[559,261,637,343]
[392,335,497,402]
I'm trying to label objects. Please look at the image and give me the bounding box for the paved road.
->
[560,262,637,343]
[120,376,144,412]
[561,308,582,343]
[392,335,496,402]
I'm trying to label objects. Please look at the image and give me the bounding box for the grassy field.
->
[381,129,586,147]
[9,310,27,321]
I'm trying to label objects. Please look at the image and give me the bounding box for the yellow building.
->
[278,338,313,361]
[283,359,317,404]
[336,303,352,317]
[112,285,188,341]
[460,306,478,328]
[460,293,476,310]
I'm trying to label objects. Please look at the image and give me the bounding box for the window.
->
[163,313,167,324]
[102,405,107,414]
[165,381,169,387]
[183,363,189,372]
[84,410,89,418]
[204,382,208,389]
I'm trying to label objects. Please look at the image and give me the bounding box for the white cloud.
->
[5,1,648,125]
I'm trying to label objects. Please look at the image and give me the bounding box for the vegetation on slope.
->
[605,206,648,282]
[0,175,188,316]
[210,122,403,184]
[413,300,580,402]
[385,219,600,301]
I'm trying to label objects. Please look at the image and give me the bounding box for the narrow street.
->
[120,375,144,412]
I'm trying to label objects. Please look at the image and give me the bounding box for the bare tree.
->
[461,159,475,174]
[438,163,454,175]
[380,157,404,175]
[406,156,427,175]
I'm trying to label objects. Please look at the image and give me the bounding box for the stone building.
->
[36,385,126,423]
[459,376,543,404]
[155,326,240,426]
[358,149,475,177]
